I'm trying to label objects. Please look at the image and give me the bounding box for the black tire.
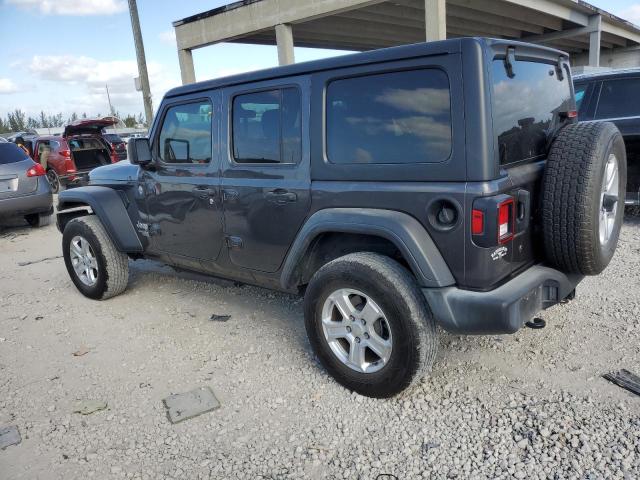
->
[62,216,129,300]
[304,252,437,398]
[25,212,52,228]
[46,169,60,194]
[542,122,627,275]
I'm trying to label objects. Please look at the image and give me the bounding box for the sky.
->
[0,0,639,121]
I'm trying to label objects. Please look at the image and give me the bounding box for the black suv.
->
[56,38,626,398]
[574,68,640,206]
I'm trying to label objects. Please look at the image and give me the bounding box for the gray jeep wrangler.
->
[56,38,626,398]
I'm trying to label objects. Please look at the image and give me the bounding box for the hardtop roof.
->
[164,37,567,99]
[574,67,640,82]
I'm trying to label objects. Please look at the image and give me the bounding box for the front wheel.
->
[304,252,437,398]
[62,216,129,300]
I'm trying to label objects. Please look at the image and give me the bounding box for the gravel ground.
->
[0,212,639,479]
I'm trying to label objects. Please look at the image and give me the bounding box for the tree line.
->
[0,109,147,134]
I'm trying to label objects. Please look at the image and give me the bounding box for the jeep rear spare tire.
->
[304,252,437,398]
[542,122,626,275]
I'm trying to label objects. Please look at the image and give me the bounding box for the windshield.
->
[492,59,574,166]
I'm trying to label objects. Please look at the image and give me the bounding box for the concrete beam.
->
[446,0,562,31]
[425,0,446,41]
[175,0,385,50]
[589,14,602,67]
[524,25,597,44]
[275,23,295,65]
[178,48,196,85]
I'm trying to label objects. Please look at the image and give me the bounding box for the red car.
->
[33,118,121,193]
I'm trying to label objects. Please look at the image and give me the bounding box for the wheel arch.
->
[280,208,455,290]
[56,186,143,253]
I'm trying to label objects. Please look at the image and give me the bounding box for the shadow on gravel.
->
[126,258,307,341]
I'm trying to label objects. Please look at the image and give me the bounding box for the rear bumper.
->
[0,180,53,218]
[423,265,583,334]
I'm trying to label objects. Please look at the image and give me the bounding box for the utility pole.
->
[105,84,115,116]
[127,0,153,126]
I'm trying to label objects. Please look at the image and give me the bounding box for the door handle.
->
[265,189,297,204]
[192,186,217,198]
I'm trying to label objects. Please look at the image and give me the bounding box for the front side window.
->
[232,88,301,164]
[158,101,212,164]
[326,69,452,165]
[595,78,640,120]
[492,59,573,165]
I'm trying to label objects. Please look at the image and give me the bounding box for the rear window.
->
[103,134,123,143]
[595,78,640,120]
[0,143,29,164]
[492,59,573,165]
[326,68,452,164]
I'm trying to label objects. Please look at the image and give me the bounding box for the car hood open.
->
[64,117,119,137]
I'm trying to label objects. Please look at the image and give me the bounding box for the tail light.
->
[26,163,46,177]
[471,194,515,247]
[60,149,71,158]
[497,198,514,244]
[471,209,484,235]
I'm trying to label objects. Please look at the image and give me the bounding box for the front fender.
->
[280,208,455,289]
[56,186,143,253]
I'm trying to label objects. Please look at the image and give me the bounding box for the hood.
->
[89,160,140,185]
[64,116,119,137]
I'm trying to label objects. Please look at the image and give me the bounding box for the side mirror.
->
[128,137,152,166]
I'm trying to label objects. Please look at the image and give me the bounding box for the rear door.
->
[142,93,225,262]
[593,77,640,202]
[220,77,310,273]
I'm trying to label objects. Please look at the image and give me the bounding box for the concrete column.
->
[178,48,196,85]
[275,23,295,65]
[425,0,446,42]
[588,14,602,67]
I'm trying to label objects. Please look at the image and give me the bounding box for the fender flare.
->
[56,186,143,253]
[280,208,455,289]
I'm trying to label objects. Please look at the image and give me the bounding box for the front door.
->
[220,80,310,273]
[142,95,224,262]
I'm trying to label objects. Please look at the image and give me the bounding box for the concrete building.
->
[172,0,640,84]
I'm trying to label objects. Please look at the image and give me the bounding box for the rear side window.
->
[595,78,640,120]
[492,60,573,165]
[326,69,452,164]
[232,88,302,164]
[158,101,213,164]
[0,143,29,164]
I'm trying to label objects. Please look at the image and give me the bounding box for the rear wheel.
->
[542,122,627,275]
[46,169,60,194]
[304,252,437,398]
[62,216,129,300]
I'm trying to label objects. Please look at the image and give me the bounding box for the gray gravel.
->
[0,213,639,479]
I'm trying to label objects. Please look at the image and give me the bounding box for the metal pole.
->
[127,0,153,126]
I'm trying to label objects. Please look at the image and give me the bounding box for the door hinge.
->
[225,235,243,249]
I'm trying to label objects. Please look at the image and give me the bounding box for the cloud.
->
[375,87,450,116]
[6,0,126,16]
[159,29,176,46]
[0,78,20,94]
[620,5,640,27]
[26,54,180,116]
